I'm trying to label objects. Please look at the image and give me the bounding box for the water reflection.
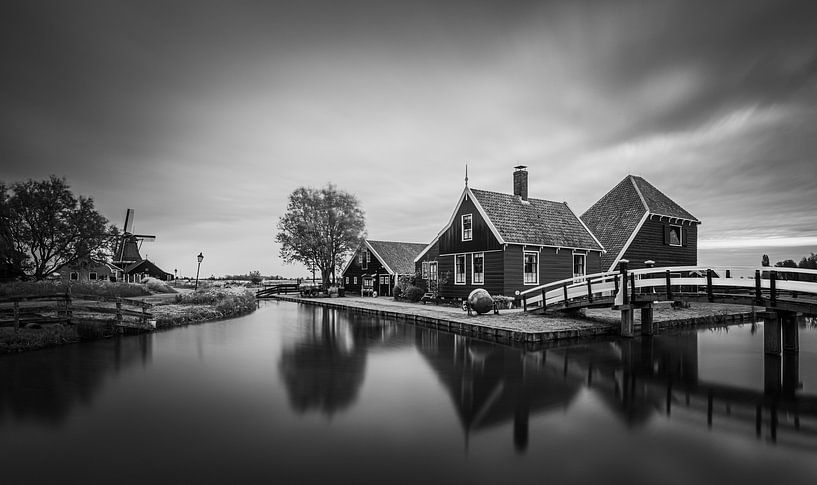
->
[0,334,152,427]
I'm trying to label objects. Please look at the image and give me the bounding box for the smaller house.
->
[119,259,174,283]
[342,240,428,297]
[580,175,701,272]
[59,256,119,282]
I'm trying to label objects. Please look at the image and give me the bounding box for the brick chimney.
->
[513,165,528,201]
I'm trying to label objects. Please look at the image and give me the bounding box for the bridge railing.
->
[520,265,817,312]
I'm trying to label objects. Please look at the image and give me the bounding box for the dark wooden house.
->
[414,166,604,300]
[342,240,427,296]
[580,175,700,272]
[119,259,174,283]
[58,256,119,282]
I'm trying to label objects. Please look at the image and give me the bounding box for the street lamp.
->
[195,252,204,290]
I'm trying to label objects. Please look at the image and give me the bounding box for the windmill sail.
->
[113,209,155,267]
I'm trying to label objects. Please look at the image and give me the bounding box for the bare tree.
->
[276,184,365,287]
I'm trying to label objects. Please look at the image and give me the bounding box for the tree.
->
[0,176,116,280]
[761,254,770,267]
[774,259,798,268]
[249,270,263,284]
[798,253,817,270]
[276,184,365,287]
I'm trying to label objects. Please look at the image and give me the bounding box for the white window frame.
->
[461,214,473,241]
[353,276,358,285]
[422,261,429,279]
[471,252,484,285]
[572,252,586,280]
[70,271,79,281]
[89,272,98,281]
[345,276,349,285]
[455,254,466,285]
[429,261,438,282]
[523,251,539,285]
[668,225,682,247]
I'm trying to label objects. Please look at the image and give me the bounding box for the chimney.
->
[513,165,528,201]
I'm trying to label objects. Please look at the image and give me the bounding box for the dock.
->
[264,294,757,347]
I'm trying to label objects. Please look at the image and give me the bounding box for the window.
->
[422,261,429,279]
[380,275,389,285]
[523,251,538,285]
[461,214,473,241]
[573,253,585,279]
[353,276,358,285]
[455,254,466,284]
[429,262,438,282]
[472,253,484,284]
[70,272,79,281]
[361,250,369,270]
[89,272,97,281]
[668,225,682,246]
[345,277,349,285]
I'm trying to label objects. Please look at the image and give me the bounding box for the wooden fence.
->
[0,293,153,332]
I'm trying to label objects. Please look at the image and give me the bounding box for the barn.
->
[580,175,700,272]
[342,240,427,297]
[414,166,604,300]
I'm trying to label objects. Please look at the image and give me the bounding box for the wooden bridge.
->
[520,261,817,350]
[256,283,301,298]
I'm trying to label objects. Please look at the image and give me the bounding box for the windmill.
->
[112,209,156,268]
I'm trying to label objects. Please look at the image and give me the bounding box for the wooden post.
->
[706,269,713,302]
[761,311,781,355]
[13,300,20,333]
[770,271,777,307]
[755,270,762,304]
[614,274,619,295]
[563,284,569,306]
[541,288,547,308]
[620,308,634,337]
[587,279,593,303]
[665,270,672,301]
[781,311,799,353]
[640,305,655,336]
[629,273,636,303]
[620,260,629,305]
[522,295,527,312]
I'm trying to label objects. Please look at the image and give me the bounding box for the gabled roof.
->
[580,175,700,271]
[342,239,427,276]
[469,188,603,250]
[367,240,427,275]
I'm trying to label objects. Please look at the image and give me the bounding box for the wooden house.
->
[119,259,174,283]
[580,175,700,272]
[414,166,604,300]
[342,240,427,296]
[58,256,119,282]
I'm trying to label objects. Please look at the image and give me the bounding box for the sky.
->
[2,0,816,278]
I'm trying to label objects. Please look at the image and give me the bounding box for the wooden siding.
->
[439,195,502,255]
[437,251,504,299]
[619,219,698,270]
[343,246,392,296]
[415,239,440,275]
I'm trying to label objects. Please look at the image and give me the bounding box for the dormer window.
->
[461,214,473,241]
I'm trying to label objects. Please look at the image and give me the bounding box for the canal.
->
[2,301,817,484]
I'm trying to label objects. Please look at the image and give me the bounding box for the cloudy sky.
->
[2,0,816,277]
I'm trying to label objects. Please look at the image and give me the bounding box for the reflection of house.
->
[581,175,700,271]
[414,166,604,299]
[341,240,426,296]
[58,255,118,282]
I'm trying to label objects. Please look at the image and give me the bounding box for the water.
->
[2,302,817,484]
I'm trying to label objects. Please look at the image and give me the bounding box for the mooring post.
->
[781,311,799,353]
[640,304,655,336]
[630,273,636,302]
[665,269,673,301]
[562,284,569,306]
[587,279,593,303]
[619,260,633,337]
[761,310,781,355]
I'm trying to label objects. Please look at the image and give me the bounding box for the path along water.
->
[1,300,817,484]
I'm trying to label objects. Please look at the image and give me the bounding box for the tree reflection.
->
[0,333,152,427]
[278,308,409,417]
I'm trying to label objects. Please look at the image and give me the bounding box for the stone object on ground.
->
[468,289,494,314]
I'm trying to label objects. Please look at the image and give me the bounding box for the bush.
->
[0,280,150,298]
[493,295,515,309]
[141,277,177,293]
[403,285,424,302]
[393,285,402,299]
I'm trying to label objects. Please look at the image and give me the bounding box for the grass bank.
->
[151,288,256,328]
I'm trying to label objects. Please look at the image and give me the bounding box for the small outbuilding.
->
[342,240,427,296]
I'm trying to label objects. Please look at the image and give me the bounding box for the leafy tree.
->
[276,184,366,287]
[798,253,817,270]
[761,254,770,267]
[774,259,798,268]
[0,176,116,280]
[249,270,263,284]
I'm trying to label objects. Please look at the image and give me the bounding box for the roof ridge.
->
[470,187,563,205]
[629,175,650,212]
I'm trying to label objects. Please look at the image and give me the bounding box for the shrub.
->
[403,285,424,302]
[393,285,402,299]
[141,277,177,293]
[493,295,515,309]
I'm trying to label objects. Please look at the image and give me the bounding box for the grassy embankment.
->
[0,281,256,354]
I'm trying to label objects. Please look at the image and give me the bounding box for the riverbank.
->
[0,287,257,354]
[266,294,758,347]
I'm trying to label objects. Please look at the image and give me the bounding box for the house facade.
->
[580,175,700,272]
[342,240,427,296]
[58,256,119,282]
[415,166,604,300]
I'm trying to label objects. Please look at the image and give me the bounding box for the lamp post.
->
[195,252,204,290]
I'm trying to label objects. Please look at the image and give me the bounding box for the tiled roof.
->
[580,175,699,270]
[469,189,603,250]
[367,240,428,274]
